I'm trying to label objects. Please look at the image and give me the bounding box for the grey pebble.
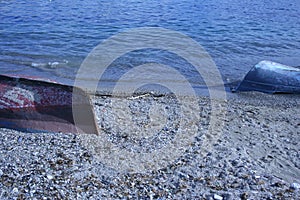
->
[18,136,23,143]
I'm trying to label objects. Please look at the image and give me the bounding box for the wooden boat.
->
[233,61,300,94]
[0,74,98,134]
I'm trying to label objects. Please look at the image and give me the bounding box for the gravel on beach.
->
[0,92,299,199]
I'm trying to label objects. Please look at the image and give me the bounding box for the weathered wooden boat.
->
[0,74,98,134]
[233,61,300,94]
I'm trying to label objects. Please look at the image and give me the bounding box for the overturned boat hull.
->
[233,61,300,94]
[0,74,98,134]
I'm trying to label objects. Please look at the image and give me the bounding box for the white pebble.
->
[254,175,261,179]
[290,182,300,190]
[47,174,54,180]
[214,194,223,200]
[12,188,18,194]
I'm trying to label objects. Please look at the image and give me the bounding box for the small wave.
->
[31,62,47,67]
[31,60,68,69]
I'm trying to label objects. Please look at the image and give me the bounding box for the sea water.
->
[0,0,299,93]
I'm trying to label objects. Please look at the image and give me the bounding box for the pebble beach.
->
[0,92,299,199]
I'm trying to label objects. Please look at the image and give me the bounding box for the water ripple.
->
[0,0,299,86]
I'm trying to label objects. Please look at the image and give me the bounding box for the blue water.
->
[0,0,300,90]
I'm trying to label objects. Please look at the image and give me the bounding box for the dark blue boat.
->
[233,61,300,94]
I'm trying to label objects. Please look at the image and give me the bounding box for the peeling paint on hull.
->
[0,74,98,134]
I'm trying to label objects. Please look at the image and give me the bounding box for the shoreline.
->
[0,92,299,199]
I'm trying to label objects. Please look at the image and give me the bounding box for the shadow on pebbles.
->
[0,93,299,199]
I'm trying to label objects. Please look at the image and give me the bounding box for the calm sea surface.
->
[0,0,299,92]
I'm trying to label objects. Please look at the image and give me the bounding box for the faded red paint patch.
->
[0,74,98,134]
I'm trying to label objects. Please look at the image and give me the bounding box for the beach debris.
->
[0,74,98,134]
[232,61,300,94]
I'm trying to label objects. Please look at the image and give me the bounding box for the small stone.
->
[214,194,223,200]
[204,194,214,200]
[241,192,248,200]
[231,160,239,166]
[18,136,23,143]
[290,182,300,190]
[47,174,54,180]
[223,193,233,200]
[0,169,3,177]
[12,188,18,194]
